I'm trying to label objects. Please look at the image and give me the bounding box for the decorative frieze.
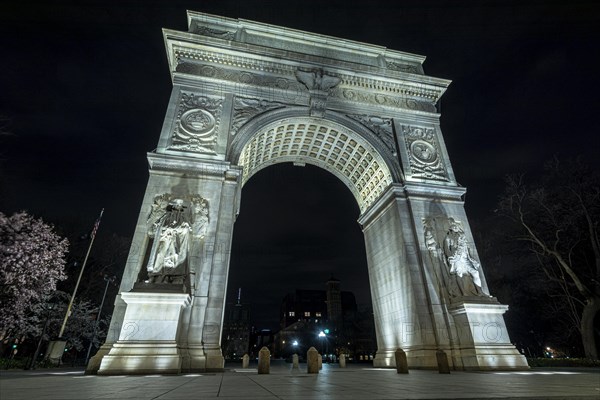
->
[338,89,436,113]
[173,47,444,104]
[169,92,223,154]
[400,125,449,181]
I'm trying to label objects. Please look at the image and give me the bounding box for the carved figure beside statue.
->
[142,193,209,287]
[442,219,486,297]
[424,217,489,298]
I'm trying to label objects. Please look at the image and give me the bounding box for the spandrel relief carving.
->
[169,93,223,154]
[144,193,210,286]
[401,125,449,181]
[230,97,286,136]
[423,217,488,298]
[347,114,396,156]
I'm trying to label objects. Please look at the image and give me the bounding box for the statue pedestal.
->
[448,299,529,370]
[98,291,191,375]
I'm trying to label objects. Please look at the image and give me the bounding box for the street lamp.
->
[85,275,116,365]
[318,330,326,355]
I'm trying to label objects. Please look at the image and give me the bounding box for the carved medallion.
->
[169,92,223,154]
[180,109,215,136]
[401,125,449,181]
[410,140,437,164]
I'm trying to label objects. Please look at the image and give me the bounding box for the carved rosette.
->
[169,92,223,154]
[347,114,396,156]
[401,125,449,181]
[230,97,286,136]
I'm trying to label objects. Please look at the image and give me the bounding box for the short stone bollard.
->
[258,346,270,374]
[339,354,346,368]
[242,353,250,369]
[292,353,299,370]
[394,348,409,374]
[318,354,323,370]
[436,349,450,374]
[307,347,319,374]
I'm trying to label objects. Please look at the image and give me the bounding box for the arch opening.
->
[236,116,394,213]
[224,163,376,360]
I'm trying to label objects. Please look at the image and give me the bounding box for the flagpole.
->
[58,208,104,338]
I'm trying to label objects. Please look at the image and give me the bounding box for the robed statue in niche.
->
[424,217,487,298]
[145,194,209,284]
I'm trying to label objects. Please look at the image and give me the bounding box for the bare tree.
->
[497,158,600,359]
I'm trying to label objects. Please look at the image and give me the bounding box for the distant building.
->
[221,289,251,360]
[274,278,375,361]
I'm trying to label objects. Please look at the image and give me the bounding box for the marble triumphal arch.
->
[88,12,528,374]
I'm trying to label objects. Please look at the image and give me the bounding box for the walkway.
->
[1,363,598,399]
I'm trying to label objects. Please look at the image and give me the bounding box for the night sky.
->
[1,1,599,330]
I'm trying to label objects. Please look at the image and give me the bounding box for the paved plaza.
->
[1,362,598,399]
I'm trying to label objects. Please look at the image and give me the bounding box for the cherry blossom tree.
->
[0,211,68,340]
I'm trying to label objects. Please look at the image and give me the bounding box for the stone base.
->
[373,300,529,371]
[85,344,112,374]
[98,342,183,375]
[448,300,529,370]
[179,344,225,372]
[374,348,444,369]
[97,290,191,375]
[46,340,67,365]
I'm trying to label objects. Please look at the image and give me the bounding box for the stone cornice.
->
[186,11,426,65]
[163,28,451,104]
[403,181,466,201]
[147,152,242,180]
[357,182,466,228]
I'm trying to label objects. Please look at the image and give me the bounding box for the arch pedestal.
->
[87,12,527,374]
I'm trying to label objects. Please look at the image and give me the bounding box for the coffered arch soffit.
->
[229,108,404,213]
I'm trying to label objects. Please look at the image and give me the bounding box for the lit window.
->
[304,311,310,317]
[289,311,295,317]
[315,312,322,317]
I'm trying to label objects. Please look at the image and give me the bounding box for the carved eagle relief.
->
[295,69,341,92]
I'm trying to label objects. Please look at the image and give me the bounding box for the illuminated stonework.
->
[90,11,529,376]
[238,118,393,212]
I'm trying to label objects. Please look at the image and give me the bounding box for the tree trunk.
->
[581,295,600,360]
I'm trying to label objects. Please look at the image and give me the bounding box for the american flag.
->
[90,208,104,240]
